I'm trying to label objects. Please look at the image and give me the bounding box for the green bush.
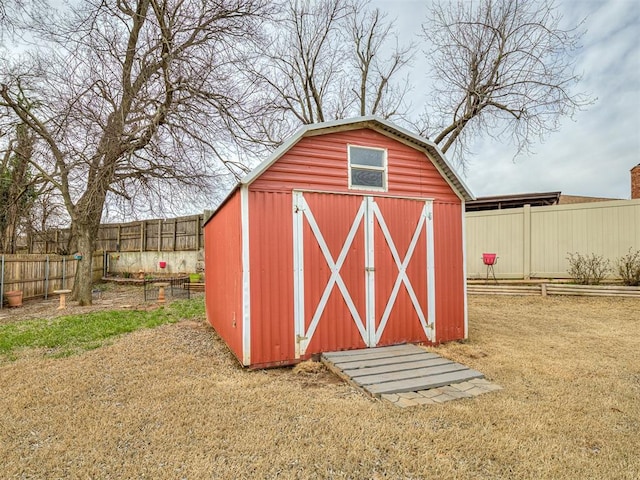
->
[616,248,640,286]
[567,252,610,285]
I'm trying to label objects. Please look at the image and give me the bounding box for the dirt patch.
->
[0,295,638,479]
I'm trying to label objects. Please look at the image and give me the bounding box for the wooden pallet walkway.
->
[322,344,484,397]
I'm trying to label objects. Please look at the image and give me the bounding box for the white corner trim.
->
[292,191,305,358]
[461,201,469,339]
[426,201,436,342]
[240,186,251,365]
[364,196,376,347]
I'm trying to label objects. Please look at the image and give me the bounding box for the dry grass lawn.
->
[1,296,638,479]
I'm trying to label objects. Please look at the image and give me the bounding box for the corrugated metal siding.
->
[433,202,465,343]
[204,190,243,362]
[208,126,468,367]
[301,192,367,354]
[250,129,460,203]
[248,190,296,366]
[374,196,429,346]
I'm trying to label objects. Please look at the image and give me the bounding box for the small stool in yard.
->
[482,253,498,284]
[53,289,73,310]
[153,282,170,304]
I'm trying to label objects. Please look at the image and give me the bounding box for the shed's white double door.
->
[293,191,435,358]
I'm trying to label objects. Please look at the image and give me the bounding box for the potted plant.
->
[4,290,23,308]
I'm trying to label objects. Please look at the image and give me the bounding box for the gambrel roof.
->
[242,116,473,201]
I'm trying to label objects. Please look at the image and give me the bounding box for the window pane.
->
[350,146,384,167]
[352,168,384,188]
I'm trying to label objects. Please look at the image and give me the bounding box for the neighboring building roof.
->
[466,192,561,211]
[240,116,474,201]
[558,194,621,205]
[466,191,621,212]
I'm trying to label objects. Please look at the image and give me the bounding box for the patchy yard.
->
[0,295,638,479]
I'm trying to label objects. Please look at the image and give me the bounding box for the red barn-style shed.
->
[204,117,474,368]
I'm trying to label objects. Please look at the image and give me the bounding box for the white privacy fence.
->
[466,199,640,279]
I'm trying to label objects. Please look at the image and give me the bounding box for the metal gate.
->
[293,191,435,358]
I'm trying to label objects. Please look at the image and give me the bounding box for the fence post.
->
[158,219,162,252]
[197,214,202,249]
[0,255,4,310]
[140,221,145,252]
[523,204,532,280]
[62,256,66,289]
[45,255,50,299]
[173,218,178,251]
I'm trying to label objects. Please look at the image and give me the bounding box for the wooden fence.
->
[467,283,640,298]
[28,214,204,254]
[0,254,104,306]
[466,199,640,279]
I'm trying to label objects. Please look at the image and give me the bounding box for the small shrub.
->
[567,252,610,285]
[616,248,640,286]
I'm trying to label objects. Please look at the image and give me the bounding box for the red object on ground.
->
[159,261,167,268]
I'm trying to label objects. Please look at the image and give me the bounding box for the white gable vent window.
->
[348,145,387,190]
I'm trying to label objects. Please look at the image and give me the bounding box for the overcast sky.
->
[4,0,638,206]
[375,0,640,199]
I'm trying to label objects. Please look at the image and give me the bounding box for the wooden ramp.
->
[321,344,484,397]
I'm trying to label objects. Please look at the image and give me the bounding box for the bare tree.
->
[254,0,350,126]
[0,0,270,304]
[0,0,46,37]
[243,0,414,145]
[348,2,413,118]
[420,0,592,168]
[0,107,38,253]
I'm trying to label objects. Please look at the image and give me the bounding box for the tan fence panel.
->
[530,200,640,278]
[466,208,526,279]
[466,199,640,279]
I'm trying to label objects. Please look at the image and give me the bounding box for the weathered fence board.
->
[26,214,204,254]
[1,254,104,306]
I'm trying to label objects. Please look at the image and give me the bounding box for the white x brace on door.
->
[293,191,435,358]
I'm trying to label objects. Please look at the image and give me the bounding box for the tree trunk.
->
[1,220,17,253]
[73,224,96,305]
[1,125,34,254]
